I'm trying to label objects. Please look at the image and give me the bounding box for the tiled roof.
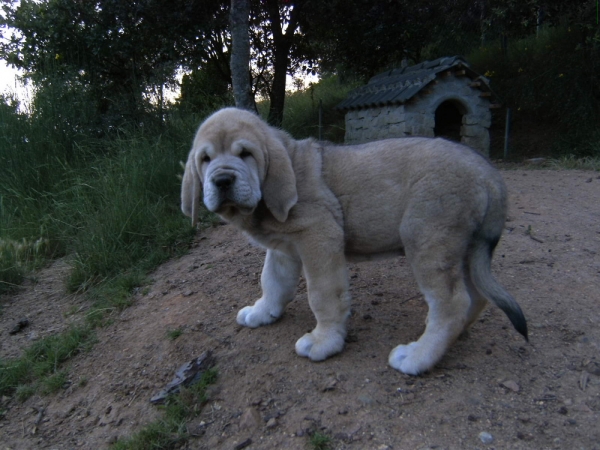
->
[337,56,494,110]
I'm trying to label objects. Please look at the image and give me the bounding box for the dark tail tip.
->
[504,307,529,342]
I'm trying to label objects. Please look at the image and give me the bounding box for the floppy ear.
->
[262,131,298,222]
[181,151,201,227]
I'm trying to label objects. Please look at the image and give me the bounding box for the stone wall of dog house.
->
[343,75,491,155]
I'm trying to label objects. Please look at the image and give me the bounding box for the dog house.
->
[337,56,500,155]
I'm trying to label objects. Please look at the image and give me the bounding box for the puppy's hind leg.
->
[389,228,472,375]
[237,246,301,328]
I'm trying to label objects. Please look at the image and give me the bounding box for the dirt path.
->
[1,169,599,449]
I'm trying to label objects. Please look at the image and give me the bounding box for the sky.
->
[0,60,22,93]
[0,2,26,98]
[0,60,31,109]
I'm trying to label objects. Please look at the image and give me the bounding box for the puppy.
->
[181,107,527,375]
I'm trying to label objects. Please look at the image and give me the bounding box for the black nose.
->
[213,174,235,190]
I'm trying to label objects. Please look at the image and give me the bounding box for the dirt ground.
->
[1,169,599,450]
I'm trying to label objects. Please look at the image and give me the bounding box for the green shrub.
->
[281,75,359,142]
[468,26,600,157]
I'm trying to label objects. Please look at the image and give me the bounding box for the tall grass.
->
[64,133,196,291]
[0,90,201,294]
[0,86,207,397]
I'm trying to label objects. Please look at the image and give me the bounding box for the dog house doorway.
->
[434,100,465,142]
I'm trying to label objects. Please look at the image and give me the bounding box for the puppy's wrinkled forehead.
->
[194,108,265,153]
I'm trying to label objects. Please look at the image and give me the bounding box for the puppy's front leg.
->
[295,251,351,361]
[237,247,301,328]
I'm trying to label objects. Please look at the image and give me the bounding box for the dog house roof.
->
[336,56,497,111]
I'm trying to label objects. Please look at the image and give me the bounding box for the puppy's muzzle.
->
[213,173,236,192]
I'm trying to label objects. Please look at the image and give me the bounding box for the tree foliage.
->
[1,0,228,125]
[1,0,598,129]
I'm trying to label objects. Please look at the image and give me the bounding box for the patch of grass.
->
[0,237,51,295]
[83,271,146,328]
[167,328,184,341]
[111,368,218,450]
[0,326,96,398]
[40,370,69,395]
[547,156,600,171]
[78,376,88,388]
[309,431,333,450]
[15,384,37,402]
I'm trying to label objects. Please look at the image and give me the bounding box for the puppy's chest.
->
[237,202,297,246]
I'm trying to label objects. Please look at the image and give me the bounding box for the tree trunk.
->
[264,0,303,128]
[267,45,289,127]
[230,0,256,112]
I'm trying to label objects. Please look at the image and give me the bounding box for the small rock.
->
[517,432,534,441]
[9,318,29,335]
[233,438,252,450]
[27,331,39,341]
[322,376,338,392]
[266,417,277,429]
[502,380,520,392]
[525,157,546,165]
[204,384,221,400]
[571,404,593,413]
[583,359,599,374]
[239,407,262,430]
[334,431,351,442]
[182,290,194,297]
[358,394,374,405]
[558,406,568,415]
[479,431,494,444]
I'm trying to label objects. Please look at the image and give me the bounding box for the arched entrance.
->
[434,100,465,142]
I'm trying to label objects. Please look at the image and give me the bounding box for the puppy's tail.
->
[469,235,528,341]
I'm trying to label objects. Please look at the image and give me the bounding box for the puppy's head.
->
[181,108,298,225]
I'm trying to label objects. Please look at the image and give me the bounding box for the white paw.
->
[236,302,281,328]
[388,342,434,376]
[295,329,345,361]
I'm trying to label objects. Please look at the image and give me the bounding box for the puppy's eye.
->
[240,149,252,159]
[202,154,211,163]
